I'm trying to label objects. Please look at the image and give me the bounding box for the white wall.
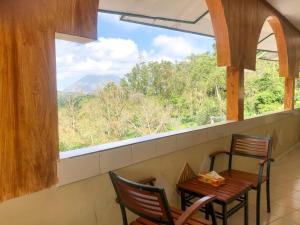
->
[0,110,300,225]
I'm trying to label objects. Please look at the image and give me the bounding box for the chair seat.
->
[131,207,211,225]
[220,170,266,189]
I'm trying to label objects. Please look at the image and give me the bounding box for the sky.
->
[55,13,215,90]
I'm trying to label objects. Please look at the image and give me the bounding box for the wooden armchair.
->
[109,171,217,225]
[209,134,273,225]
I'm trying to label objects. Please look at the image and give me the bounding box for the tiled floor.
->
[226,148,300,225]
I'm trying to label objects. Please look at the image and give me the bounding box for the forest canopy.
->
[58,50,298,152]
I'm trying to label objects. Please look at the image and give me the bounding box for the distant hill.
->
[64,75,121,94]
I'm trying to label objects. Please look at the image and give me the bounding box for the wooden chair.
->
[109,171,217,225]
[209,134,273,225]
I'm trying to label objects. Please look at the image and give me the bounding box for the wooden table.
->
[177,175,252,225]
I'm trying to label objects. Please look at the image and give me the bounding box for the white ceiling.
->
[267,0,300,31]
[121,12,214,38]
[99,0,300,60]
[100,0,207,22]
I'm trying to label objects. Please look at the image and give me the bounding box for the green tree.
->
[245,60,284,117]
[58,49,286,152]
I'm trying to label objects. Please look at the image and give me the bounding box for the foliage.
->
[58,51,285,152]
[295,79,300,108]
[244,60,284,117]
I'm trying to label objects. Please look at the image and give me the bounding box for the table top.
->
[177,175,252,203]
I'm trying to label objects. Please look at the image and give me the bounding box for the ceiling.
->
[267,0,300,31]
[99,0,299,61]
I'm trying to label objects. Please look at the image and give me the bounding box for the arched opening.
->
[244,17,286,118]
[296,74,300,108]
[56,2,227,152]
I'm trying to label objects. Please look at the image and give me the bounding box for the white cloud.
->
[143,35,206,62]
[153,35,195,57]
[55,35,207,90]
[56,37,139,81]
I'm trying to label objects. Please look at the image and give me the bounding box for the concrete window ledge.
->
[57,109,300,186]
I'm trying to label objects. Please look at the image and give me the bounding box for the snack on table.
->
[199,171,225,187]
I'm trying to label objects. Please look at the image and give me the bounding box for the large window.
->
[295,79,300,108]
[56,13,226,152]
[244,19,285,118]
[244,59,284,118]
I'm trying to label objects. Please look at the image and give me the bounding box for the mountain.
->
[64,75,121,94]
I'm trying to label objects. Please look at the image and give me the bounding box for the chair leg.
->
[266,180,271,213]
[256,189,261,225]
[120,205,129,225]
[205,205,209,220]
[181,191,186,211]
[208,203,217,225]
[244,193,249,225]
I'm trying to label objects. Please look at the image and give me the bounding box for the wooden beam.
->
[284,77,295,110]
[206,0,300,77]
[267,16,289,77]
[226,67,244,121]
[205,0,231,67]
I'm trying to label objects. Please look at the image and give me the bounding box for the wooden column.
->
[226,67,244,121]
[284,77,295,110]
[0,0,98,202]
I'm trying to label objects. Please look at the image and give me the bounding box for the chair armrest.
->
[259,159,268,166]
[209,151,230,158]
[257,158,274,186]
[259,158,274,166]
[209,151,229,171]
[175,195,216,225]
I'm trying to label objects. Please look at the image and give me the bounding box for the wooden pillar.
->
[0,0,98,202]
[226,67,244,121]
[284,77,295,110]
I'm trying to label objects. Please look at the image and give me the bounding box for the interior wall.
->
[0,112,299,225]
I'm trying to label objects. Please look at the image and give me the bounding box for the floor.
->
[225,147,300,225]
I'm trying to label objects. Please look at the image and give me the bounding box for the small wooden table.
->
[177,175,252,225]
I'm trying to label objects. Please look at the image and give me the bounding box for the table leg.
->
[180,191,186,211]
[222,205,228,225]
[244,193,249,225]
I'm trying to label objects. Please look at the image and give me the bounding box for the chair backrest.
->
[229,134,272,169]
[109,171,174,225]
